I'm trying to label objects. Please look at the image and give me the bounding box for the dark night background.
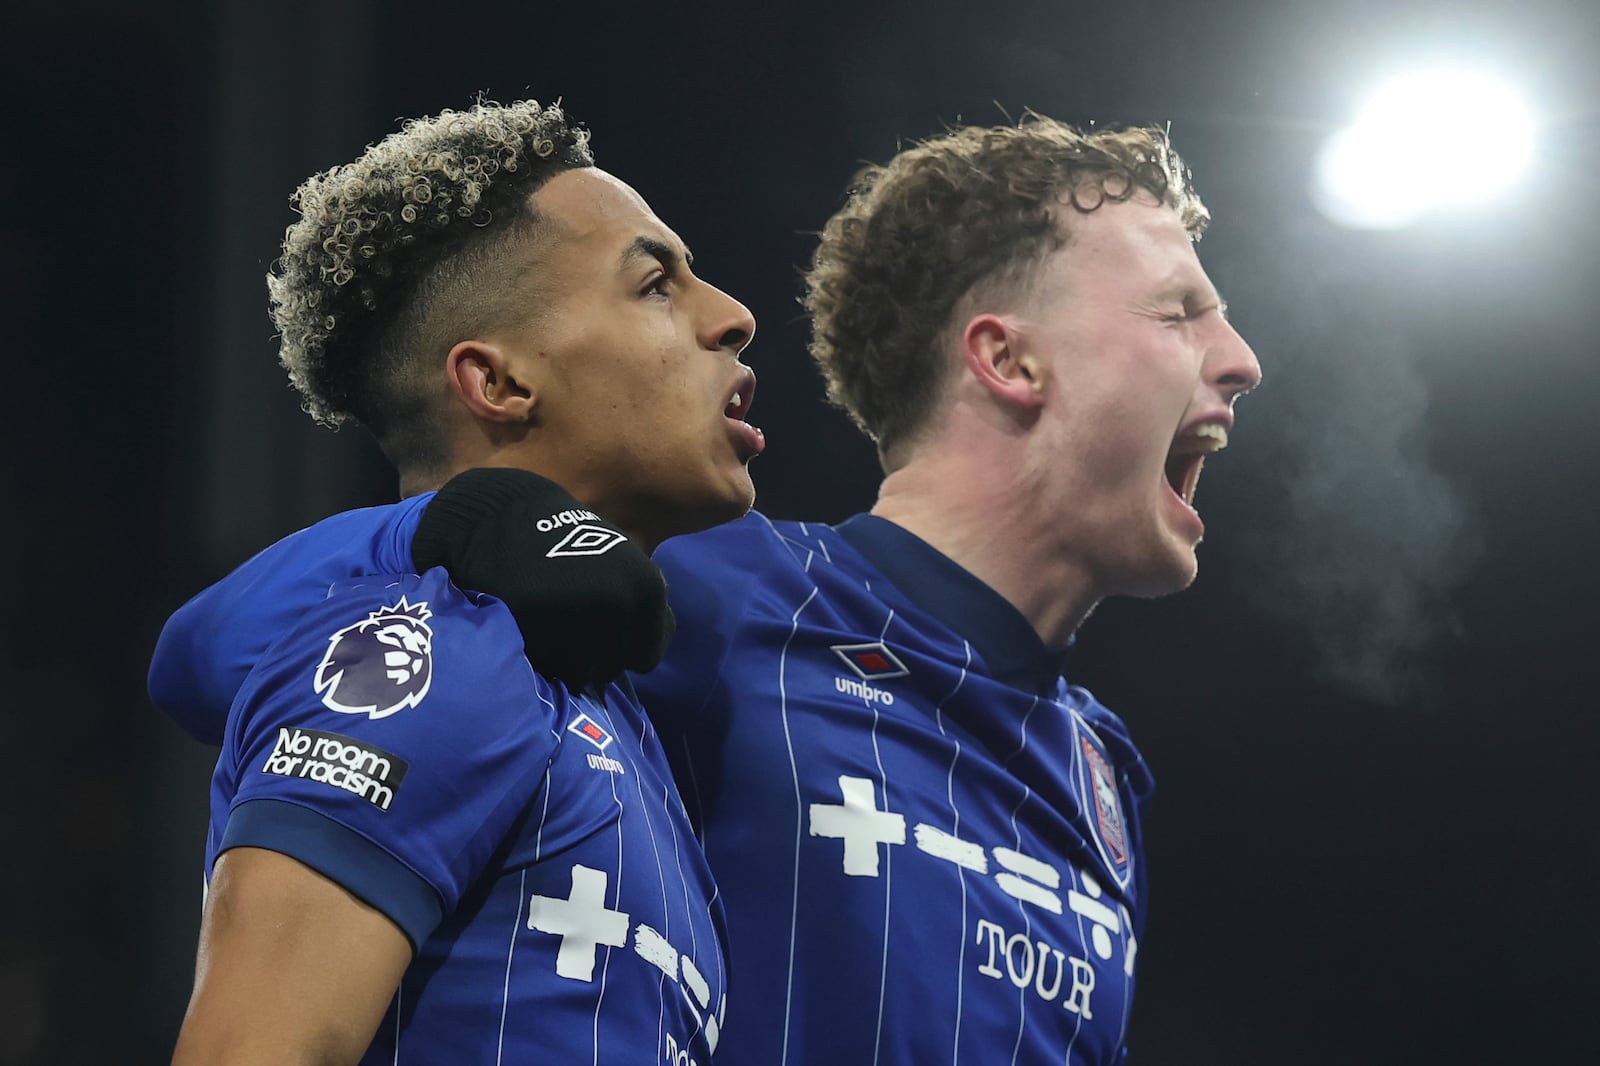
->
[2,1,1596,1062]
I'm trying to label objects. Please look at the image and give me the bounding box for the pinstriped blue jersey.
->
[151,508,727,1065]
[152,502,1153,1065]
[640,513,1153,1066]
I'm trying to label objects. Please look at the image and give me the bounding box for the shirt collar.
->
[836,514,1071,696]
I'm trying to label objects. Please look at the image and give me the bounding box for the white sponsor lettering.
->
[664,1033,698,1066]
[809,775,906,876]
[1067,870,1126,962]
[526,865,631,981]
[681,954,710,1009]
[805,777,1137,982]
[528,869,722,1060]
[913,823,988,872]
[994,846,1064,913]
[975,917,1096,1018]
[833,675,896,705]
[586,752,627,774]
[634,923,678,978]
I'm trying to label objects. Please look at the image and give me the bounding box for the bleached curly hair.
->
[267,99,592,471]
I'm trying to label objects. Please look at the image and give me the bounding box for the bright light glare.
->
[1313,68,1536,229]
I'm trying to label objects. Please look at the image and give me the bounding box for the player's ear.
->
[447,339,538,423]
[960,314,1045,411]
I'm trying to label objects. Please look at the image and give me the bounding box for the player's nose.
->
[697,282,756,356]
[1209,319,1262,404]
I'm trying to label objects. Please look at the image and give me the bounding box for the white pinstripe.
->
[392,983,401,1065]
[629,720,673,1055]
[777,586,820,1066]
[589,694,627,1066]
[496,867,528,1065]
[1058,712,1091,1065]
[1006,697,1043,1066]
[930,641,975,1065]
[868,607,900,1066]
[532,686,559,865]
[665,779,715,1047]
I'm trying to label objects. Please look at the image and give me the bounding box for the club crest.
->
[1078,731,1130,883]
[314,596,435,720]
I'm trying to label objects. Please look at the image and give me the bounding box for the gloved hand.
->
[411,467,674,690]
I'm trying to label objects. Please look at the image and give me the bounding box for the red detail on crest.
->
[582,723,604,740]
[854,652,893,672]
[1080,736,1128,868]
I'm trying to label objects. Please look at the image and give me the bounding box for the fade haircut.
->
[803,117,1209,464]
[268,99,593,474]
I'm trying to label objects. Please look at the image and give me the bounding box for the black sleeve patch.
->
[261,726,410,811]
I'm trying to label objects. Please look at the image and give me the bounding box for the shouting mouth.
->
[1164,421,1228,510]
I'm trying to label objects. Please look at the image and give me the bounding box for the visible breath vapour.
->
[1218,241,1483,706]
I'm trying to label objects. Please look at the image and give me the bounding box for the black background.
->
[3,1,1596,1062]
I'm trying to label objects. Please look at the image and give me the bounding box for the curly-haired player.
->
[626,118,1260,1064]
[152,99,761,1064]
[155,114,1260,1065]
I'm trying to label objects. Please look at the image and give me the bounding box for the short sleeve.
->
[215,567,562,946]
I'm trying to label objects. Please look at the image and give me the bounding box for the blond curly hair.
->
[267,99,592,471]
[803,118,1208,463]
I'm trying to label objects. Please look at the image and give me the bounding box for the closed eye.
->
[1165,297,1227,325]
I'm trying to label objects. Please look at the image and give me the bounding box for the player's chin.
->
[1121,544,1200,600]
[714,465,758,521]
[665,467,756,539]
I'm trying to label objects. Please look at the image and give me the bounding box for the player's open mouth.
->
[1164,423,1228,507]
[725,369,765,459]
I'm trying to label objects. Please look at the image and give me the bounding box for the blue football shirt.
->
[152,509,727,1065]
[639,513,1155,1066]
[152,502,1154,1065]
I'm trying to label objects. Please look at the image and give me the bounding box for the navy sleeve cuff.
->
[219,798,445,950]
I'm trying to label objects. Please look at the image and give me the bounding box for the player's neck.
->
[871,449,1100,649]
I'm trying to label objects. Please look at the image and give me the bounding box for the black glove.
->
[411,468,675,689]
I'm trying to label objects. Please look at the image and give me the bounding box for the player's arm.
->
[171,846,412,1066]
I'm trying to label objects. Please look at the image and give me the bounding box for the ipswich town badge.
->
[1078,730,1130,887]
[314,596,435,720]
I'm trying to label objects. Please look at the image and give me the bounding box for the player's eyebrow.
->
[620,235,694,275]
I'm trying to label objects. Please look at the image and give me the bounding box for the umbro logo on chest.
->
[567,711,626,774]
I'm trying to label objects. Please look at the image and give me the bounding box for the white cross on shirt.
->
[809,775,906,876]
[527,864,632,980]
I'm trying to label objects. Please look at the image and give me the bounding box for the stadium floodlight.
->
[1313,67,1536,229]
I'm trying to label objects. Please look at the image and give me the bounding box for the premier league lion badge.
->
[314,596,435,720]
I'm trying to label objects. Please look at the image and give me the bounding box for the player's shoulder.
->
[654,513,809,596]
[1061,682,1152,785]
[655,511,853,576]
[248,566,549,725]
[1062,682,1126,736]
